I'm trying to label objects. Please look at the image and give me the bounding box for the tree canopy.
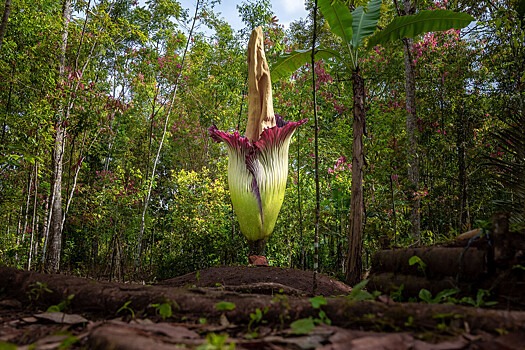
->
[0,0,523,281]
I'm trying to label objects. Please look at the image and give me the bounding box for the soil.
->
[158,266,352,296]
[1,265,525,349]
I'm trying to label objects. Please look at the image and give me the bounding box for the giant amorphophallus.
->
[209,27,306,263]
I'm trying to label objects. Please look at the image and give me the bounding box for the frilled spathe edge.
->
[209,116,307,152]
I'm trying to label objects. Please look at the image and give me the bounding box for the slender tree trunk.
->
[22,168,34,243]
[44,0,72,273]
[0,0,11,49]
[46,120,65,273]
[345,69,365,286]
[297,127,306,270]
[403,36,420,240]
[2,65,14,148]
[396,0,420,240]
[28,163,38,270]
[311,0,320,292]
[457,105,469,230]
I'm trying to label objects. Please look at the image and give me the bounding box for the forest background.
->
[0,0,523,283]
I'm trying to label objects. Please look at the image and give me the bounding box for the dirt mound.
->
[159,266,351,296]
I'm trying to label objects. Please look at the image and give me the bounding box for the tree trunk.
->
[28,163,38,270]
[0,0,11,49]
[345,69,365,286]
[44,0,72,273]
[400,0,420,240]
[457,105,469,230]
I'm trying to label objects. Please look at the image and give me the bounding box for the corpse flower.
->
[209,27,306,261]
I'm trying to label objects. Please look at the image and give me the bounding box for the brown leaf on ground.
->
[34,312,88,325]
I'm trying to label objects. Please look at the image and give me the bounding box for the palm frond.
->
[488,111,525,227]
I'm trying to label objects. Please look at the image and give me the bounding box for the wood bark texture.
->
[346,70,365,285]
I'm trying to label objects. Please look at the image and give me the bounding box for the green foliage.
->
[489,110,525,225]
[318,0,354,45]
[271,48,340,82]
[290,317,316,335]
[351,0,382,49]
[290,295,332,335]
[28,282,52,302]
[347,280,380,301]
[150,302,174,320]
[0,341,18,350]
[47,294,75,313]
[309,295,328,308]
[367,10,475,48]
[408,255,427,275]
[458,289,498,307]
[418,288,459,304]
[215,301,236,312]
[513,264,525,271]
[247,307,269,336]
[117,301,135,319]
[197,333,235,350]
[390,284,405,302]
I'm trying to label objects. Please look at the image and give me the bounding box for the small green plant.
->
[215,301,236,312]
[390,284,405,302]
[404,315,414,327]
[418,288,459,304]
[290,296,332,335]
[271,293,290,329]
[432,312,463,332]
[246,306,269,337]
[409,255,427,275]
[347,280,381,301]
[150,302,173,320]
[0,341,17,350]
[117,300,135,319]
[309,296,331,325]
[290,317,316,335]
[512,264,525,271]
[47,294,75,313]
[195,270,201,282]
[28,281,52,302]
[57,333,80,350]
[196,333,235,350]
[459,289,498,307]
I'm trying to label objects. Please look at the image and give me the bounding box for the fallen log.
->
[367,272,461,297]
[370,247,488,280]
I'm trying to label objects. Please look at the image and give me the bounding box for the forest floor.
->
[1,265,525,349]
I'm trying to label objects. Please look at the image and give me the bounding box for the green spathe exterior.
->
[209,117,306,243]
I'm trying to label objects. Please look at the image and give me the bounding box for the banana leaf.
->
[367,9,474,48]
[318,0,353,45]
[271,48,341,83]
[352,0,382,48]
